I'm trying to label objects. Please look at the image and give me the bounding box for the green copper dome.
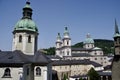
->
[84,38,94,44]
[14,19,38,32]
[84,33,94,44]
[13,1,38,33]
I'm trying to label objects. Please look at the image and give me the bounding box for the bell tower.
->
[62,27,71,56]
[113,19,120,55]
[112,19,120,80]
[12,1,38,55]
[55,33,62,57]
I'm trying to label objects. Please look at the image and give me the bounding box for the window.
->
[28,35,31,43]
[67,41,69,45]
[94,53,97,55]
[19,35,22,42]
[3,68,11,78]
[36,67,41,76]
[95,58,97,60]
[88,44,89,47]
[67,51,69,55]
[27,68,29,75]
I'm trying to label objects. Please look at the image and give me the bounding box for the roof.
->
[47,55,62,60]
[72,53,93,57]
[33,51,52,65]
[14,19,38,32]
[98,71,111,76]
[72,47,102,51]
[0,50,51,67]
[92,47,102,50]
[83,33,94,44]
[13,1,38,33]
[63,27,70,38]
[72,48,92,51]
[114,19,120,37]
[52,59,102,67]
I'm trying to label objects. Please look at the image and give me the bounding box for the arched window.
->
[67,41,69,45]
[67,51,69,55]
[28,35,31,43]
[27,68,29,75]
[3,68,11,77]
[36,67,41,76]
[19,35,22,42]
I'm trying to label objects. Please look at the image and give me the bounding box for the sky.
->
[0,0,120,51]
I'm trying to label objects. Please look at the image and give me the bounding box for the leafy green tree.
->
[63,74,68,80]
[88,68,100,80]
[43,47,55,55]
[79,78,83,80]
[72,39,114,54]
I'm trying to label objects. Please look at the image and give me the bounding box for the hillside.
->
[72,39,114,54]
[44,39,114,55]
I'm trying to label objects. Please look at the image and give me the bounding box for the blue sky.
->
[0,0,120,51]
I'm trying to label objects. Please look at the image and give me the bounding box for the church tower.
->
[113,19,120,55]
[55,33,62,57]
[12,1,38,55]
[112,19,120,80]
[83,33,94,49]
[62,27,71,56]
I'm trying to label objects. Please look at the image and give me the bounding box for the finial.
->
[87,33,91,38]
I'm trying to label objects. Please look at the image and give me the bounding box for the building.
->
[0,1,113,80]
[112,19,120,80]
[54,27,113,79]
[55,27,111,67]
[0,1,52,80]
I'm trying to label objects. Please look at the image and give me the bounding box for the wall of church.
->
[90,50,103,56]
[34,66,47,80]
[12,32,37,55]
[0,67,23,80]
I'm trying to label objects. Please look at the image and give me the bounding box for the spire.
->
[22,1,32,19]
[64,27,69,37]
[57,33,61,41]
[115,19,119,34]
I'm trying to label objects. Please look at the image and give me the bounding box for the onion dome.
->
[13,1,38,33]
[84,33,94,44]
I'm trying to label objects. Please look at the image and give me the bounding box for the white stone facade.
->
[12,32,38,55]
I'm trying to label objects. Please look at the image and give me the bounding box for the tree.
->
[79,78,83,80]
[63,74,68,80]
[43,47,55,55]
[88,68,100,80]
